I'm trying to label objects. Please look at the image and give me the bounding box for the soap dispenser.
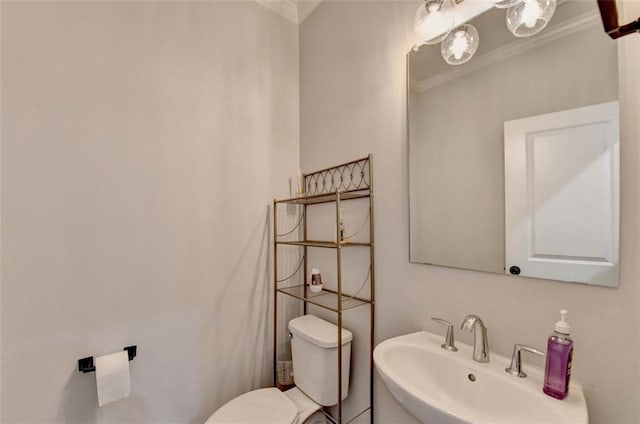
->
[543,309,573,400]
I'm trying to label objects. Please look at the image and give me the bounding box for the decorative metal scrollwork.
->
[304,156,371,196]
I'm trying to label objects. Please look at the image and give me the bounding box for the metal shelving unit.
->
[273,155,375,424]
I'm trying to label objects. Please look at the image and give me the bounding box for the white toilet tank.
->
[288,315,353,407]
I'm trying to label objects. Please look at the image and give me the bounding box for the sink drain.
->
[468,374,476,382]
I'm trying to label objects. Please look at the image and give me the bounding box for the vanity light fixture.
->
[506,0,557,37]
[491,0,523,9]
[414,0,457,45]
[413,0,557,65]
[440,24,479,65]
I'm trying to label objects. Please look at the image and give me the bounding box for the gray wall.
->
[1,2,299,422]
[300,1,640,423]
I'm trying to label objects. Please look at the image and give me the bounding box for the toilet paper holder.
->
[78,346,137,373]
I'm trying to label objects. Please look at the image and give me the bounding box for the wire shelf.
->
[276,285,372,312]
[274,190,370,206]
[275,240,371,248]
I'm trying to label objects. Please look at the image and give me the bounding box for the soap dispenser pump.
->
[543,309,573,399]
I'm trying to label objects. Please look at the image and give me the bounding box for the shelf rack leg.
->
[336,192,343,423]
[273,199,278,387]
[369,154,375,424]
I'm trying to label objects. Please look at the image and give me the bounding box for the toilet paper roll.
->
[95,350,131,407]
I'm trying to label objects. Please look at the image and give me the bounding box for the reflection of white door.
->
[504,101,619,287]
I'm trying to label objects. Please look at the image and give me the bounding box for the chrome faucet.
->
[505,344,545,378]
[431,317,458,352]
[460,315,490,363]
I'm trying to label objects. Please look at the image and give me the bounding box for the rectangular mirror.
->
[408,0,620,287]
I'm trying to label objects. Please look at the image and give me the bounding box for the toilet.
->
[205,315,353,424]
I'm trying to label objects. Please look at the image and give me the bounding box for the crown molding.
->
[254,0,322,24]
[255,0,299,23]
[296,1,322,23]
[411,11,601,93]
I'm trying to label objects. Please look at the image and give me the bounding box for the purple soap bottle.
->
[543,309,573,400]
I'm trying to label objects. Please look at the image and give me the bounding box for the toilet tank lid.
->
[288,315,353,348]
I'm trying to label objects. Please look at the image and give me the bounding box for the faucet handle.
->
[505,344,545,378]
[431,317,458,352]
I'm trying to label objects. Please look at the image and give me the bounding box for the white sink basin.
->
[374,331,588,424]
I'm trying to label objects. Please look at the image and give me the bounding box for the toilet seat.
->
[205,388,298,424]
[205,387,322,424]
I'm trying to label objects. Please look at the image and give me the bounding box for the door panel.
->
[504,101,619,286]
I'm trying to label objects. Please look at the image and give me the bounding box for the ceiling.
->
[254,0,323,24]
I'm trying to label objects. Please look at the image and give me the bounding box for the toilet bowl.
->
[204,315,352,424]
[204,387,325,424]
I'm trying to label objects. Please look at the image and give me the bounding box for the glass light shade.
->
[414,0,456,45]
[440,24,479,66]
[506,0,557,37]
[491,0,523,9]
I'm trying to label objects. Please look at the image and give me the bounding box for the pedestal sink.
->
[374,331,588,424]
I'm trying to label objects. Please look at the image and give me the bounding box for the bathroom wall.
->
[1,2,298,422]
[300,1,640,423]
